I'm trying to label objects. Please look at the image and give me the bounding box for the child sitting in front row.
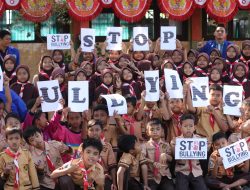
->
[51,138,105,190]
[117,135,150,190]
[87,119,117,190]
[143,119,174,190]
[23,126,72,190]
[171,113,207,190]
[0,127,40,190]
[206,132,250,190]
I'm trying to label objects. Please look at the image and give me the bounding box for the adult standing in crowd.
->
[198,25,232,59]
[0,29,20,70]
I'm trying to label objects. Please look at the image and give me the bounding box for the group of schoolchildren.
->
[0,27,250,190]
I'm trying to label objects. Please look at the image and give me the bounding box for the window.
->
[0,10,70,42]
[202,9,249,40]
[0,10,35,41]
[91,13,114,36]
[232,11,250,39]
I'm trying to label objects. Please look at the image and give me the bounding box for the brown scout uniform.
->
[118,152,147,182]
[143,139,172,183]
[0,148,40,190]
[29,141,69,189]
[62,159,105,189]
[195,107,227,139]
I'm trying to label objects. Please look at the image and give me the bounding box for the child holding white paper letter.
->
[171,113,207,190]
[185,83,229,139]
[206,132,250,190]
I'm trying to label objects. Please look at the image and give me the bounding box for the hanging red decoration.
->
[113,0,152,23]
[100,0,114,8]
[206,0,238,23]
[4,0,21,10]
[67,0,103,22]
[158,0,196,21]
[194,0,207,8]
[20,0,52,22]
[237,0,250,9]
[0,0,4,16]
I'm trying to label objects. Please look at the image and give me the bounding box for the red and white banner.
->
[20,0,52,22]
[67,0,103,22]
[206,0,238,23]
[113,0,152,23]
[158,0,196,21]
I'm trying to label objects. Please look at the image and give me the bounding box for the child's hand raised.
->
[141,90,146,101]
[159,91,165,101]
[3,74,10,87]
[34,96,43,107]
[62,107,71,118]
[113,110,121,120]
[82,110,91,121]
[59,98,65,107]
[66,159,81,173]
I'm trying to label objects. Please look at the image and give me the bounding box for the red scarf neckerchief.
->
[17,80,30,98]
[122,114,136,135]
[45,150,55,172]
[175,63,184,71]
[195,67,209,76]
[60,84,66,92]
[122,81,136,97]
[144,108,156,120]
[100,83,112,94]
[209,81,223,86]
[226,59,238,78]
[79,162,93,190]
[171,113,182,136]
[240,56,250,67]
[5,148,20,189]
[209,107,220,132]
[4,71,16,80]
[152,141,160,177]
[39,70,50,80]
[182,73,197,81]
[231,77,247,97]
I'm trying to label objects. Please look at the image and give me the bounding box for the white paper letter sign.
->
[0,66,3,91]
[81,28,95,52]
[144,70,159,101]
[164,69,183,99]
[68,81,89,112]
[47,34,71,50]
[218,139,250,169]
[37,80,63,112]
[190,77,209,107]
[106,27,122,50]
[101,94,127,116]
[175,138,207,160]
[133,27,149,51]
[223,85,243,116]
[161,26,176,50]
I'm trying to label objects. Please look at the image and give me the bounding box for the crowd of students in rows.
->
[0,26,250,190]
